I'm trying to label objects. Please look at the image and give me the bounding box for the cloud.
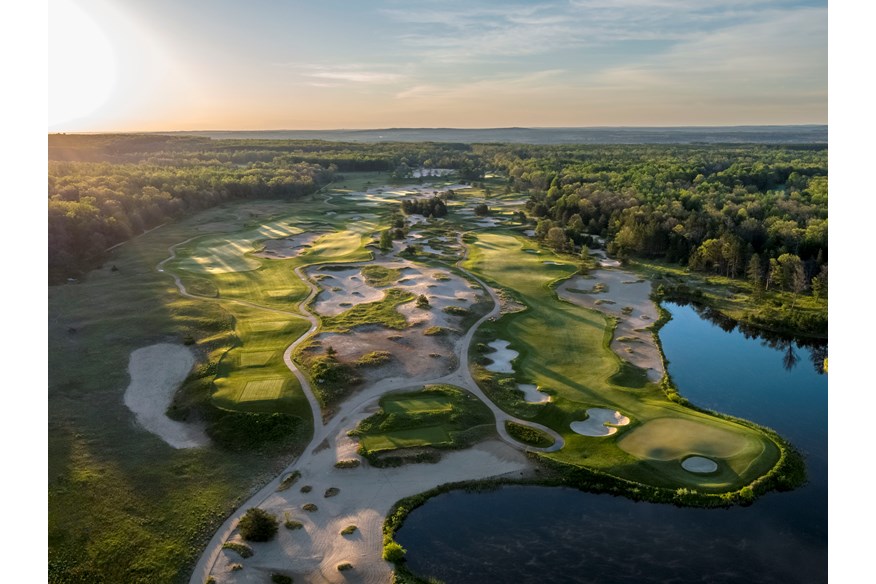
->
[395,69,567,101]
[308,70,403,84]
[383,0,824,62]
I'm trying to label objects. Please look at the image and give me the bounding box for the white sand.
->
[211,413,531,584]
[518,383,550,404]
[485,340,518,373]
[523,229,536,237]
[123,343,208,449]
[569,408,630,437]
[682,456,719,473]
[310,267,384,317]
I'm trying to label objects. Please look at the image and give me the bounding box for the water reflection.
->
[665,298,826,374]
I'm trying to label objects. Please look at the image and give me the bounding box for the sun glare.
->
[49,0,118,129]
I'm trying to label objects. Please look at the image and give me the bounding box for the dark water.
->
[396,302,827,583]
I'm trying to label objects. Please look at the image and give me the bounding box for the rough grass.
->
[321,289,415,332]
[354,350,393,368]
[352,385,494,455]
[361,265,403,287]
[464,232,781,492]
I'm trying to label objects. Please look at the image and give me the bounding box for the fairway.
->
[239,350,277,367]
[384,397,454,415]
[361,426,452,451]
[239,378,286,402]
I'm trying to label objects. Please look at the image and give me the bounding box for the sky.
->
[47,0,827,131]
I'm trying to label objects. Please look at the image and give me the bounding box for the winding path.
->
[164,223,564,584]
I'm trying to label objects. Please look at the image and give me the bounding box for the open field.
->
[464,231,781,491]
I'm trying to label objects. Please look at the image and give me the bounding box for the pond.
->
[396,302,827,583]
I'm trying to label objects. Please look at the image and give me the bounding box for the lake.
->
[396,302,828,583]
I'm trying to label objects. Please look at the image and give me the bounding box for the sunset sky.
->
[48,0,827,131]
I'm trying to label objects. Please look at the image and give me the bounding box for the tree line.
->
[475,143,827,304]
[47,134,484,282]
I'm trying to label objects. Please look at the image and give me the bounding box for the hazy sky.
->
[48,0,827,131]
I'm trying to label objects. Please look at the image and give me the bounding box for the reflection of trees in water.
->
[665,300,827,374]
[782,342,799,371]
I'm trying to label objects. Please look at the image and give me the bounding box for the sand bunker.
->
[569,408,630,437]
[518,383,550,404]
[123,343,208,449]
[485,340,518,373]
[682,456,719,473]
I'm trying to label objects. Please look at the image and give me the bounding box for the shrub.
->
[230,563,243,571]
[302,503,318,512]
[354,351,392,368]
[283,511,303,530]
[340,525,358,535]
[334,459,360,469]
[238,508,279,542]
[337,563,353,572]
[277,470,301,491]
[271,575,294,584]
[416,294,430,308]
[300,485,312,493]
[222,542,253,558]
[383,541,407,562]
[324,487,340,498]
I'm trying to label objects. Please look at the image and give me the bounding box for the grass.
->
[47,190,388,583]
[321,288,415,332]
[505,421,555,448]
[361,265,403,287]
[463,232,781,492]
[352,385,494,456]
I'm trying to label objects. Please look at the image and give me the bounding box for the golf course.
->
[49,169,804,584]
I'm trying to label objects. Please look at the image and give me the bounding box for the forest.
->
[49,135,827,333]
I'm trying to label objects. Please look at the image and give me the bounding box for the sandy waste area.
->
[123,343,209,449]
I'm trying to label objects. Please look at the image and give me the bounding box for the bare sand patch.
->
[310,267,385,317]
[211,408,531,584]
[682,456,719,473]
[123,343,208,449]
[484,340,518,373]
[557,267,663,382]
[518,383,550,404]
[569,408,631,437]
[313,327,454,383]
